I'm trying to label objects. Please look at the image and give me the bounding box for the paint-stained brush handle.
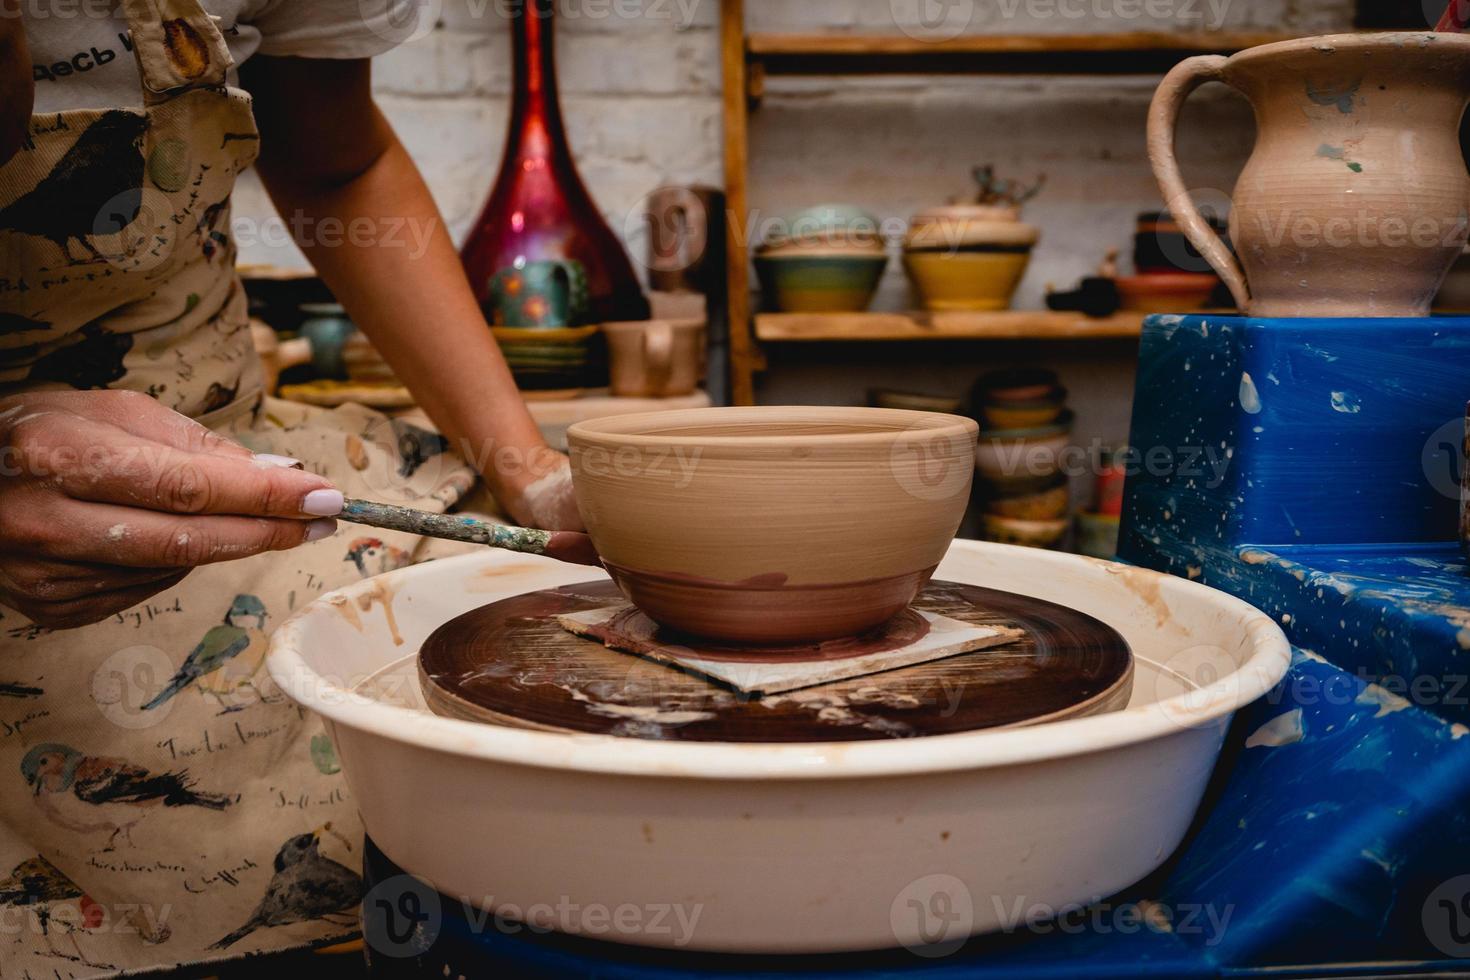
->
[339,499,601,568]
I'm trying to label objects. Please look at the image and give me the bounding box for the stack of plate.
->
[492,325,606,393]
[971,368,1073,549]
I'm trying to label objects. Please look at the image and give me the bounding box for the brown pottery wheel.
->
[418,581,1133,742]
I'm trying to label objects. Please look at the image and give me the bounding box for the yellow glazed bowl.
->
[568,406,978,644]
[981,402,1066,431]
[903,251,1033,312]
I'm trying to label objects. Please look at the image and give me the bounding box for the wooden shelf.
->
[745,30,1297,76]
[754,311,1144,342]
[719,9,1276,402]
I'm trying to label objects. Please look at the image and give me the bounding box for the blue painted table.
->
[360,316,1470,976]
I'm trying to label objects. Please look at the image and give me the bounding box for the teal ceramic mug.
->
[488,259,590,328]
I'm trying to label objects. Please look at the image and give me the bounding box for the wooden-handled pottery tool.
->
[339,499,601,568]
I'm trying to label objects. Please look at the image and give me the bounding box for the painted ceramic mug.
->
[1148,33,1470,317]
[488,259,590,328]
[602,319,703,398]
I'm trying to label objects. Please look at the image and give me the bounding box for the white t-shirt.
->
[24,0,411,112]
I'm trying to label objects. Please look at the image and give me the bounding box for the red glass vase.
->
[461,0,649,325]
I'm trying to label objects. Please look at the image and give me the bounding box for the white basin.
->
[267,540,1290,954]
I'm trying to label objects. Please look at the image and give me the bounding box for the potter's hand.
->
[0,2,33,167]
[0,391,343,629]
[502,449,584,532]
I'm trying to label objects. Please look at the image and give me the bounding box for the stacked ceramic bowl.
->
[972,368,1073,549]
[1116,210,1223,314]
[754,205,889,312]
[491,325,605,393]
[903,205,1039,311]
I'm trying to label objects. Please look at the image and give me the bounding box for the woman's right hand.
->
[0,1,34,167]
[0,390,343,629]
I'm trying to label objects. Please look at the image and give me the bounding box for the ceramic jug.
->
[603,319,703,398]
[1148,32,1470,318]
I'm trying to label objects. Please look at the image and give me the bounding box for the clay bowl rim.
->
[567,405,979,452]
[1227,30,1470,68]
[265,542,1293,782]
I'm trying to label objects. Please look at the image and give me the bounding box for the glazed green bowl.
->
[754,252,888,313]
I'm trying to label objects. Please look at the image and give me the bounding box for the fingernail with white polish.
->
[304,518,338,542]
[255,453,303,469]
[302,489,344,517]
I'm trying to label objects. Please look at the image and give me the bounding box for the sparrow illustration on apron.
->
[0,0,477,972]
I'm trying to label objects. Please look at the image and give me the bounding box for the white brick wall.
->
[236,0,1356,290]
[234,0,723,271]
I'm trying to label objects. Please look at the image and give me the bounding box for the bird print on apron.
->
[0,0,482,973]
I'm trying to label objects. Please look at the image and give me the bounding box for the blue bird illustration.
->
[142,594,268,711]
[210,826,362,950]
[21,743,236,850]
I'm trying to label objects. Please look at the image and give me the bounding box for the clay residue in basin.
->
[327,578,404,646]
[559,686,715,727]
[1101,564,1172,629]
[466,559,573,592]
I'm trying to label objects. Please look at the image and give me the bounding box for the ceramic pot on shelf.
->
[603,319,704,398]
[1148,32,1470,318]
[645,185,725,296]
[754,204,888,313]
[903,204,1039,312]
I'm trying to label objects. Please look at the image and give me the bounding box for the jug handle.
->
[1147,55,1250,312]
[642,320,675,397]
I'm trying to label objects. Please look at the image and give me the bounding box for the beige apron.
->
[0,1,477,972]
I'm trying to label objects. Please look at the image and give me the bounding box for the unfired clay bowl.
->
[567,406,978,644]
